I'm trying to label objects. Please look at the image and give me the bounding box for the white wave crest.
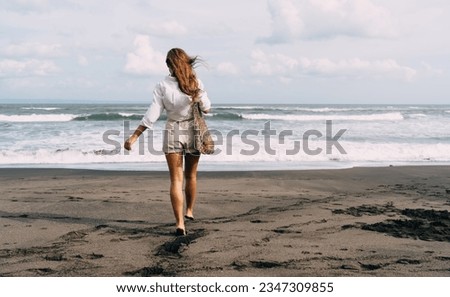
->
[241,112,404,121]
[216,106,372,112]
[118,112,137,117]
[21,107,61,111]
[407,113,427,119]
[0,114,77,122]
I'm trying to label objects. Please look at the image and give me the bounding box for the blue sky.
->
[0,0,449,104]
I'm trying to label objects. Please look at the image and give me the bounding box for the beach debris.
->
[124,265,166,277]
[44,253,66,261]
[272,225,301,234]
[339,264,358,270]
[396,259,421,265]
[358,262,385,270]
[231,260,247,271]
[435,256,450,261]
[33,268,55,275]
[250,219,267,224]
[93,148,120,155]
[59,230,87,241]
[332,203,396,217]
[250,260,284,269]
[362,209,450,242]
[86,253,104,259]
[334,204,450,242]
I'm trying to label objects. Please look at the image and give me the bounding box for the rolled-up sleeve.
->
[198,80,211,112]
[140,83,165,129]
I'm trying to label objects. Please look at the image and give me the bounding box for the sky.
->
[0,0,449,104]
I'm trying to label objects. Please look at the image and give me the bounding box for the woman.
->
[124,48,211,236]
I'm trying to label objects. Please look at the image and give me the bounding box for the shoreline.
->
[1,165,449,276]
[2,163,450,173]
[2,159,450,173]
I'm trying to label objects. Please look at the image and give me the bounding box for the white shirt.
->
[140,75,211,129]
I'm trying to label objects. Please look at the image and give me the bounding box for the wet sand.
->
[0,166,449,276]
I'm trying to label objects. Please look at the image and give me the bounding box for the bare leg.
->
[165,153,185,231]
[184,153,200,219]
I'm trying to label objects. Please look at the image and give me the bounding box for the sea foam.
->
[241,112,404,121]
[0,114,77,122]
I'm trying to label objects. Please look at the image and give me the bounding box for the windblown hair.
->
[165,48,201,102]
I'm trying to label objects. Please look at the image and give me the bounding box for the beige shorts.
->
[163,119,199,154]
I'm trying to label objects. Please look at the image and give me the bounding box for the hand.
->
[124,135,138,151]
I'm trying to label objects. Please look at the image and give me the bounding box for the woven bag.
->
[192,102,215,154]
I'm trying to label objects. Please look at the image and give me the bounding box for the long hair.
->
[165,48,201,102]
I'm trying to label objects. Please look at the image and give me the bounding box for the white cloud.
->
[258,0,303,43]
[132,20,188,37]
[77,55,88,66]
[309,0,396,38]
[419,62,444,78]
[2,42,63,57]
[124,35,166,76]
[0,1,448,103]
[250,49,299,76]
[3,0,53,12]
[250,49,417,81]
[216,62,239,75]
[250,49,273,75]
[0,59,59,77]
[3,0,81,13]
[259,0,396,43]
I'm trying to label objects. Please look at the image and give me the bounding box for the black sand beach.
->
[1,166,450,276]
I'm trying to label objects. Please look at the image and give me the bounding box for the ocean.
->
[1,103,450,171]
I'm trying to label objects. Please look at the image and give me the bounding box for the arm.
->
[197,79,211,114]
[124,83,165,151]
[124,125,147,151]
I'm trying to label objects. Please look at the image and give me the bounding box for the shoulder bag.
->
[192,102,215,154]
